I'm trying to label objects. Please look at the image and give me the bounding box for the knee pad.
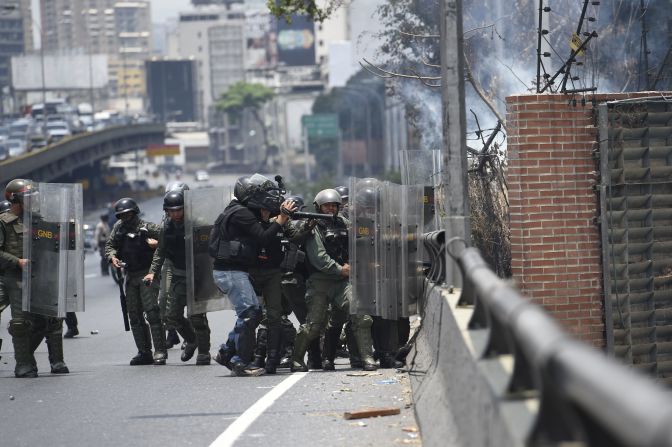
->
[8,319,31,337]
[240,307,263,327]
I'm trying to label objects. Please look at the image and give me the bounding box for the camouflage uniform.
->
[291,215,376,371]
[105,215,166,363]
[0,211,67,377]
[149,218,211,364]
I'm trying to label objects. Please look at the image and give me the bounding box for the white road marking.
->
[209,372,308,447]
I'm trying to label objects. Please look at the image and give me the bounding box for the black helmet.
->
[334,186,349,203]
[238,173,283,215]
[165,181,190,193]
[234,176,253,203]
[313,189,341,212]
[163,190,184,210]
[0,200,11,213]
[114,197,140,217]
[5,179,35,204]
[285,195,305,210]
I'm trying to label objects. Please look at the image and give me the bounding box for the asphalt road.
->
[0,187,421,447]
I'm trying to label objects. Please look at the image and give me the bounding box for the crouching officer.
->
[211,174,296,377]
[1,180,69,377]
[106,198,167,365]
[291,189,377,372]
[144,189,211,365]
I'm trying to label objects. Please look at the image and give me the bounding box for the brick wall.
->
[505,92,665,347]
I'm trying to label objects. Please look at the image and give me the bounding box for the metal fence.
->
[421,231,672,446]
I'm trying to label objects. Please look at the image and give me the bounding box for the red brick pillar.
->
[505,94,604,346]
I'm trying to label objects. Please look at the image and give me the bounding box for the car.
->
[6,138,26,157]
[28,134,48,151]
[46,121,71,142]
[194,170,210,182]
[83,224,95,251]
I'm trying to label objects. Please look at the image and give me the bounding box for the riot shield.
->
[22,183,84,318]
[378,181,403,319]
[184,186,234,315]
[400,149,440,232]
[349,177,381,316]
[400,185,424,316]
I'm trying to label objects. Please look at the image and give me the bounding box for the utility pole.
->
[440,0,469,287]
[640,0,651,90]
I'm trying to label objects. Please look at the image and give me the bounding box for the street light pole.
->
[341,90,371,176]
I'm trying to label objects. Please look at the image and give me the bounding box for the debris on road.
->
[343,407,401,420]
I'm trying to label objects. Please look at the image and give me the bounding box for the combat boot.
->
[306,338,322,370]
[322,325,341,371]
[9,321,37,378]
[345,321,362,368]
[379,352,403,369]
[45,332,70,374]
[63,326,79,338]
[214,338,236,370]
[196,352,211,365]
[181,342,197,362]
[130,351,154,365]
[353,318,377,371]
[166,329,180,348]
[153,351,167,365]
[290,332,310,372]
[252,325,267,368]
[231,360,265,377]
[264,327,282,374]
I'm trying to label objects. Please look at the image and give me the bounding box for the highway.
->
[0,183,421,447]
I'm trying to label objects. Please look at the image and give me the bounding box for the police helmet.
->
[163,190,184,210]
[243,174,283,215]
[114,197,140,217]
[0,200,11,213]
[234,176,253,203]
[313,189,341,212]
[165,181,190,193]
[285,195,305,211]
[5,179,35,204]
[334,186,349,203]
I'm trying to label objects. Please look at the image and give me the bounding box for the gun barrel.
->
[292,211,335,220]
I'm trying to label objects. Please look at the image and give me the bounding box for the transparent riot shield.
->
[349,177,381,316]
[375,181,399,319]
[184,186,234,315]
[400,149,441,232]
[22,183,84,318]
[400,185,424,316]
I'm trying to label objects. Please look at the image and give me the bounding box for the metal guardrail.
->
[421,231,672,447]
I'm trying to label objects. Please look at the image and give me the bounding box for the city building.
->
[0,0,32,115]
[145,59,198,122]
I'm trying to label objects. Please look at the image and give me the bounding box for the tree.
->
[266,0,343,23]
[215,81,275,150]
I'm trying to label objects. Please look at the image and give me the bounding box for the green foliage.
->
[215,81,275,121]
[266,0,341,23]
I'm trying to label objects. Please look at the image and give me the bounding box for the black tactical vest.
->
[115,223,154,273]
[316,217,349,265]
[164,220,186,270]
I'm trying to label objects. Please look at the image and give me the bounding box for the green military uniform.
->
[291,215,376,371]
[0,211,67,377]
[149,217,211,364]
[105,215,166,363]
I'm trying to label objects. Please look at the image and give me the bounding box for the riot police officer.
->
[0,179,69,377]
[334,185,349,218]
[211,174,295,377]
[291,189,377,372]
[105,197,166,365]
[144,189,211,365]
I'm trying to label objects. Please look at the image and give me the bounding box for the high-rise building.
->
[0,0,32,114]
[146,59,198,122]
[38,0,151,104]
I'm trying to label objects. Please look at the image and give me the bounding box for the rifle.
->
[290,211,336,222]
[116,261,130,331]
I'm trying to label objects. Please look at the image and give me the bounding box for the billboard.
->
[245,10,278,69]
[11,54,109,90]
[276,14,316,66]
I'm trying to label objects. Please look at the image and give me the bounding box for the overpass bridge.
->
[0,123,166,185]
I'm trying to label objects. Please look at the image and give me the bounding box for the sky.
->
[150,0,192,24]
